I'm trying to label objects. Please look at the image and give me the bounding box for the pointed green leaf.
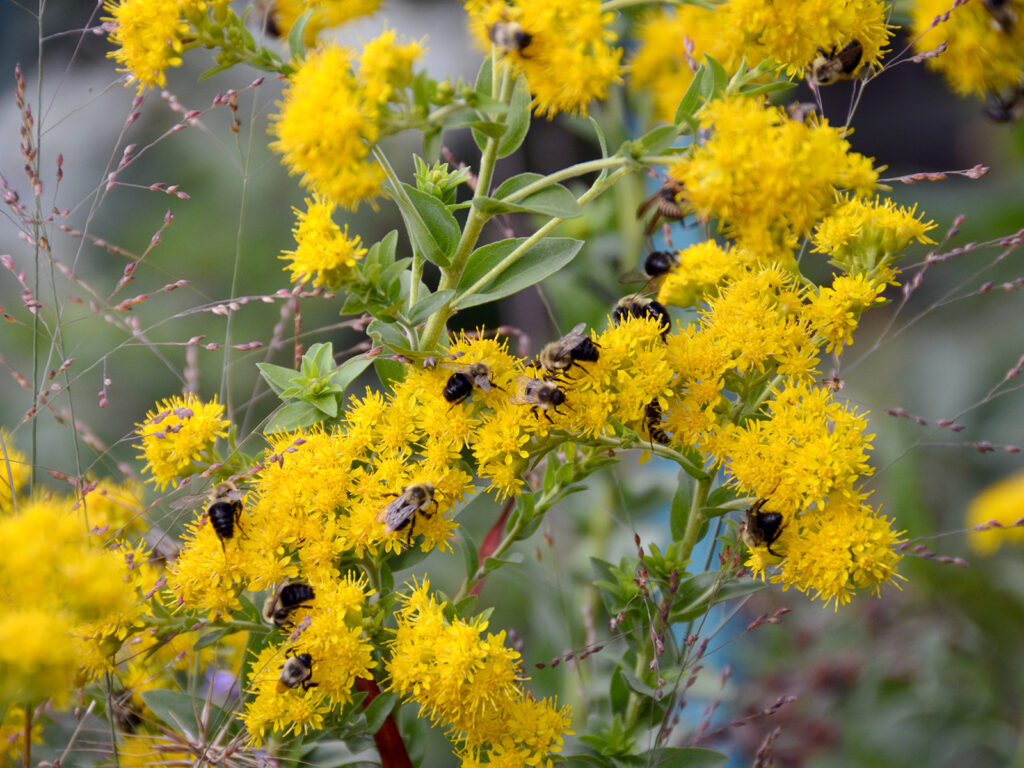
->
[639,748,728,768]
[454,237,584,310]
[256,362,300,397]
[406,289,456,325]
[474,173,582,219]
[328,355,375,393]
[287,8,313,60]
[363,692,400,734]
[264,401,322,434]
[637,125,680,155]
[496,75,531,157]
[141,690,203,734]
[308,342,334,375]
[674,70,705,127]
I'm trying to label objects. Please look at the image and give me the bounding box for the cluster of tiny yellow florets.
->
[135,393,230,489]
[103,0,191,94]
[266,0,383,46]
[281,194,368,288]
[911,0,1024,97]
[270,31,424,209]
[387,579,573,766]
[0,429,30,512]
[464,0,623,118]
[813,197,937,274]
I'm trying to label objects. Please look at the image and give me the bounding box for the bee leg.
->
[300,680,319,690]
[405,515,416,547]
[543,410,555,425]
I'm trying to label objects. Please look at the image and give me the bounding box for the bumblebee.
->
[489,20,532,53]
[983,0,1017,32]
[378,483,436,544]
[642,250,678,280]
[539,323,600,379]
[808,40,864,86]
[741,498,786,557]
[510,376,567,423]
[262,582,316,630]
[985,88,1024,122]
[637,178,687,234]
[612,294,671,339]
[643,399,670,446]
[278,648,317,692]
[207,481,243,550]
[443,359,499,406]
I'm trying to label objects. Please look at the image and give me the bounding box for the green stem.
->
[680,475,713,561]
[602,0,682,9]
[623,647,650,726]
[501,154,676,205]
[592,434,707,480]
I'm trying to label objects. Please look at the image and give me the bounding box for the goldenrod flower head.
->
[269,0,384,46]
[135,394,230,489]
[730,0,892,79]
[79,478,147,535]
[813,196,937,273]
[270,43,387,210]
[629,5,745,123]
[103,0,190,94]
[966,470,1024,554]
[0,498,138,705]
[805,267,897,354]
[656,241,761,309]
[911,0,1024,97]
[0,429,29,511]
[281,195,368,289]
[464,0,623,118]
[243,645,331,743]
[169,511,248,616]
[359,28,426,105]
[669,96,879,253]
[387,580,572,764]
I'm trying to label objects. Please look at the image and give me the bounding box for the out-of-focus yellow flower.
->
[629,5,745,123]
[79,478,147,535]
[281,195,367,289]
[358,28,425,105]
[464,0,622,118]
[103,0,190,94]
[911,0,1024,97]
[966,471,1024,554]
[135,394,230,489]
[0,429,29,512]
[268,0,384,45]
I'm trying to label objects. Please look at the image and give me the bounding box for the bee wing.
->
[509,375,537,405]
[377,495,415,532]
[168,491,209,511]
[562,322,587,341]
[618,266,650,285]
[474,375,493,393]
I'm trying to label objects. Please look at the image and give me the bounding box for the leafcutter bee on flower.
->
[510,376,567,423]
[263,581,316,630]
[378,483,437,544]
[808,40,864,86]
[489,20,532,54]
[983,0,1018,32]
[643,399,671,447]
[637,178,687,234]
[741,497,787,557]
[442,355,502,406]
[539,323,600,380]
[611,294,671,339]
[278,648,317,692]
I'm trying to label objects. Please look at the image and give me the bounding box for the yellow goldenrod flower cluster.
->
[387,580,572,766]
[966,471,1024,554]
[103,0,190,94]
[656,241,760,310]
[281,194,368,288]
[268,0,383,46]
[464,0,622,118]
[0,429,30,511]
[911,0,1024,98]
[135,393,230,489]
[668,95,879,257]
[0,498,140,706]
[270,32,424,209]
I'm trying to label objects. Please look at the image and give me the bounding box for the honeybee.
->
[277,648,317,692]
[985,88,1024,122]
[262,582,316,630]
[637,178,687,234]
[643,399,670,446]
[612,294,671,339]
[808,40,864,86]
[489,20,532,53]
[510,376,567,423]
[378,483,436,544]
[983,0,1017,32]
[539,323,600,379]
[206,481,244,550]
[443,358,499,406]
[741,498,786,557]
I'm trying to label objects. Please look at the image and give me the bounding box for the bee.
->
[539,323,600,379]
[378,483,436,544]
[489,20,532,53]
[983,0,1017,32]
[741,498,786,557]
[510,376,568,423]
[786,101,818,123]
[278,648,317,692]
[808,40,864,86]
[443,358,499,406]
[637,178,687,235]
[643,399,670,446]
[111,689,142,733]
[985,88,1024,122]
[262,582,316,630]
[206,481,244,550]
[611,294,671,339]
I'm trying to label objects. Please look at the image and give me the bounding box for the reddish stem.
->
[470,497,515,596]
[356,677,413,768]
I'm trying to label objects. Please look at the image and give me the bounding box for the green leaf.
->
[142,689,203,733]
[475,173,583,219]
[423,128,442,163]
[264,401,323,434]
[740,80,796,98]
[407,290,456,325]
[257,362,299,397]
[483,552,524,570]
[668,468,692,541]
[454,237,584,310]
[674,71,705,127]
[367,319,415,355]
[706,55,728,100]
[287,8,313,60]
[363,692,399,734]
[374,358,406,390]
[459,530,479,580]
[466,120,507,139]
[588,116,610,160]
[366,230,399,270]
[403,184,460,267]
[639,748,728,768]
[194,628,229,650]
[562,756,614,767]
[329,355,375,393]
[636,125,680,155]
[308,393,339,418]
[497,75,531,158]
[309,342,334,375]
